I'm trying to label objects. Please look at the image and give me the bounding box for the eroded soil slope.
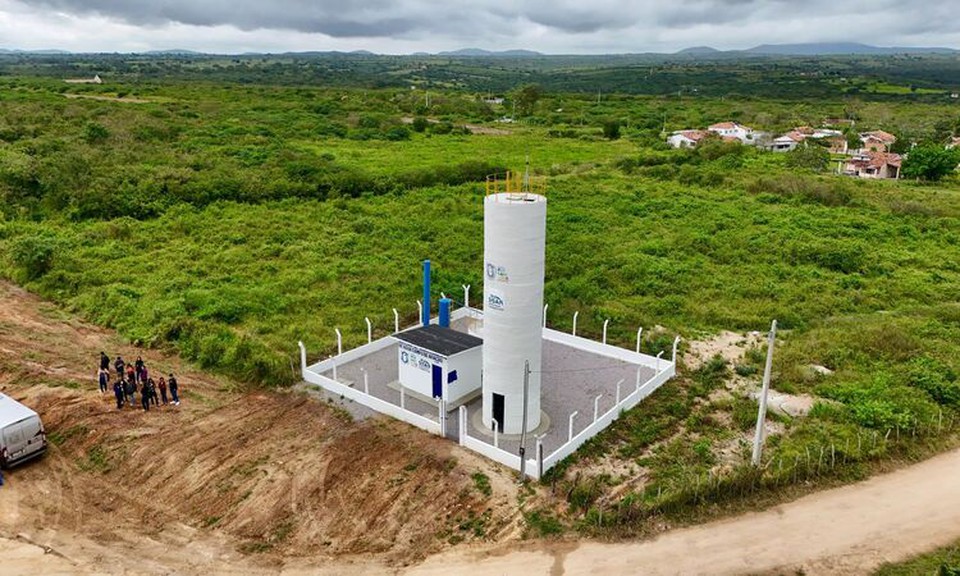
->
[0,281,517,571]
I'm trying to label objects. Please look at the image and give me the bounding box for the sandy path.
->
[407,447,960,575]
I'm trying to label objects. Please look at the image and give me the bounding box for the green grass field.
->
[2,74,960,531]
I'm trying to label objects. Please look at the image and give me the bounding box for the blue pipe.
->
[422,260,431,327]
[439,298,451,328]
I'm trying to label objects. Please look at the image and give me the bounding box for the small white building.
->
[769,131,807,152]
[708,122,754,144]
[393,325,482,410]
[667,129,707,148]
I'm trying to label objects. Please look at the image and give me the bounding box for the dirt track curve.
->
[407,446,960,575]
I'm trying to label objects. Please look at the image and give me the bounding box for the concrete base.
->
[471,406,550,440]
[385,380,481,412]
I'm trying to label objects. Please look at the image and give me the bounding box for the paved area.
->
[313,320,656,458]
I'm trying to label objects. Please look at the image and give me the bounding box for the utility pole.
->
[752,320,778,466]
[519,360,530,482]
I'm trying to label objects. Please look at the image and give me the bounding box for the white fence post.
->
[753,320,778,467]
[365,317,372,344]
[417,300,422,323]
[459,405,467,446]
[568,411,579,442]
[437,398,445,438]
[492,419,499,448]
[594,395,603,423]
[542,304,549,328]
[672,336,681,364]
[636,327,643,354]
[603,319,610,345]
[361,367,369,394]
[335,328,342,356]
[656,351,664,373]
[393,308,399,333]
[331,356,338,381]
[462,284,471,309]
[298,341,307,372]
[616,378,623,405]
[572,311,579,336]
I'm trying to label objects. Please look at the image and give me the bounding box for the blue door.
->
[432,364,443,399]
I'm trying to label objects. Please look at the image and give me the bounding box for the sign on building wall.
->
[399,341,443,373]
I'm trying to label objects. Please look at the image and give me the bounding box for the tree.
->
[510,84,542,117]
[602,119,621,140]
[901,144,960,181]
[785,144,830,172]
[411,116,429,133]
[845,129,862,151]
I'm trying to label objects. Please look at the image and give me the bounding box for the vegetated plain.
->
[1,53,959,540]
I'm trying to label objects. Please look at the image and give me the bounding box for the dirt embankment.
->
[0,281,519,573]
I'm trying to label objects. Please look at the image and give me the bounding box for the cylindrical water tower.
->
[482,175,546,435]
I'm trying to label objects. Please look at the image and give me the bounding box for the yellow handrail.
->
[485,170,547,196]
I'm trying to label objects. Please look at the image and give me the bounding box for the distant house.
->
[808,128,849,154]
[843,151,902,179]
[64,74,102,85]
[769,131,807,152]
[483,97,505,105]
[823,118,855,128]
[667,129,708,148]
[708,122,754,144]
[860,130,897,153]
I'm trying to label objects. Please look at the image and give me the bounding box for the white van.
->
[0,392,47,468]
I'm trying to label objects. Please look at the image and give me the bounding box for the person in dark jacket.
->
[146,378,158,406]
[140,380,151,411]
[114,356,125,379]
[135,356,145,384]
[99,351,110,372]
[168,374,180,405]
[125,364,136,387]
[113,379,124,410]
[123,377,136,407]
[157,376,168,405]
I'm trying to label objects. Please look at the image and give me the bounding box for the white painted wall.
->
[397,341,442,398]
[446,346,482,407]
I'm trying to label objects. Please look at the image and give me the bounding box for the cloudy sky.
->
[1,0,957,54]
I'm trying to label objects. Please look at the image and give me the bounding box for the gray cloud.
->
[3,0,960,53]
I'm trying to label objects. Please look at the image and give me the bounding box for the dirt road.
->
[408,446,960,575]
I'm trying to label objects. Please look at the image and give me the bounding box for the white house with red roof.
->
[769,131,807,152]
[860,130,897,153]
[707,122,754,144]
[667,129,709,148]
[843,151,902,179]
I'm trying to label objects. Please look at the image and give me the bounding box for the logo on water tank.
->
[487,293,505,311]
[485,262,509,283]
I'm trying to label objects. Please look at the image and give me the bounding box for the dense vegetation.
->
[1,57,959,531]
[5,51,960,99]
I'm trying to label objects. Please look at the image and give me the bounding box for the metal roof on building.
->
[393,324,483,357]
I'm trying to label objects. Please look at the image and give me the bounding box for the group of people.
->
[97,352,181,411]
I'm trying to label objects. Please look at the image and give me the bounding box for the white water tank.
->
[482,191,546,434]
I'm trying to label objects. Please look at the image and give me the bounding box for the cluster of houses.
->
[667,121,904,179]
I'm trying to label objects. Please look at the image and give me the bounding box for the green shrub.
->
[11,233,57,280]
